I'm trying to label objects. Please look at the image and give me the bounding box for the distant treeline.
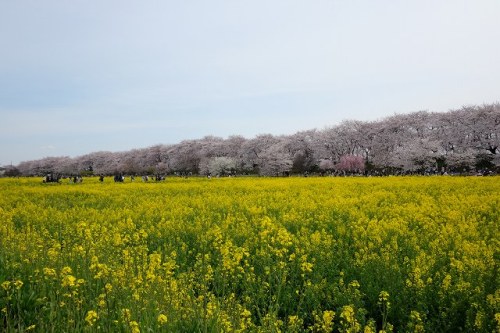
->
[8,103,500,177]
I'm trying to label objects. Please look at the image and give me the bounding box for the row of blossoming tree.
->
[13,103,500,177]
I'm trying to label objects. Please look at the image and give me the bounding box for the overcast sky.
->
[1,0,499,165]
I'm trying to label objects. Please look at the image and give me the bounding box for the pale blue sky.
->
[1,0,499,165]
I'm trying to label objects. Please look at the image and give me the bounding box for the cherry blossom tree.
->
[258,142,293,176]
[318,159,335,173]
[335,155,365,174]
[204,157,237,176]
[12,103,500,176]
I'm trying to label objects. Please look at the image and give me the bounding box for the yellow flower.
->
[494,313,500,331]
[363,319,377,333]
[61,275,76,288]
[61,266,73,275]
[322,310,335,332]
[441,274,452,291]
[122,308,131,321]
[13,280,23,290]
[288,315,299,324]
[312,310,335,333]
[378,291,391,309]
[1,281,11,291]
[241,309,252,318]
[406,310,425,333]
[43,267,57,278]
[157,313,168,325]
[129,320,140,333]
[378,291,390,303]
[85,310,98,326]
[206,301,216,317]
[339,305,360,333]
[300,261,314,274]
[287,315,303,333]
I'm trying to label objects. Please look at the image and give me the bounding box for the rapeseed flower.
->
[157,313,168,325]
[61,275,76,288]
[0,176,497,331]
[85,310,98,326]
[1,281,10,291]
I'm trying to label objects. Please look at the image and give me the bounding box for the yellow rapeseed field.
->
[0,176,498,332]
